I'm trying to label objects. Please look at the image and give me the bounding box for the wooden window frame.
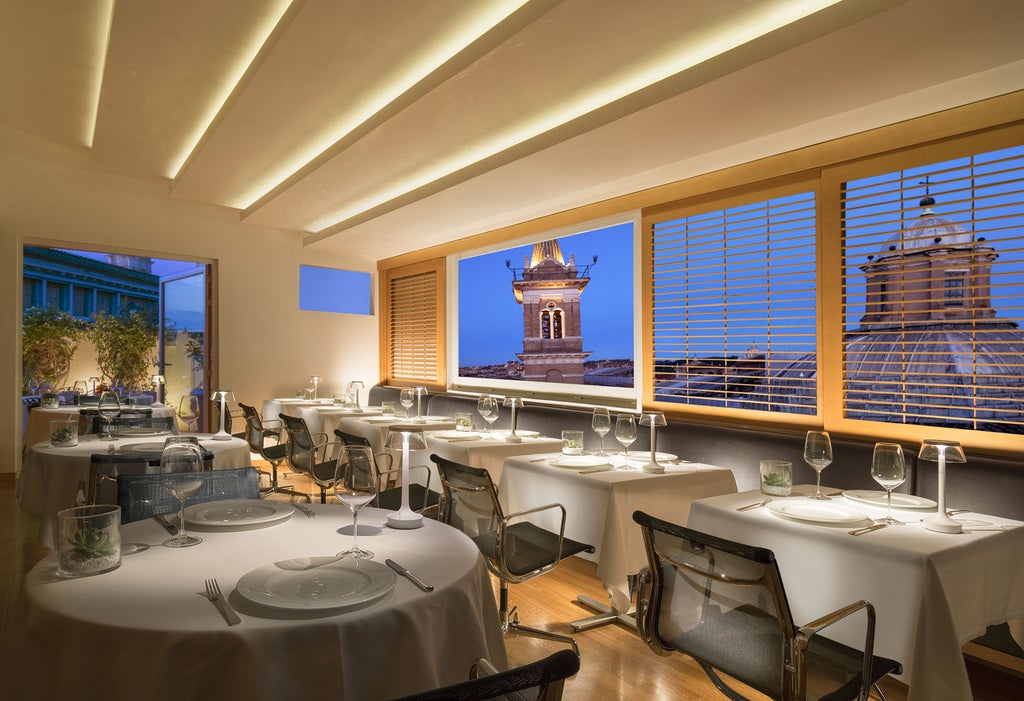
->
[379,257,446,390]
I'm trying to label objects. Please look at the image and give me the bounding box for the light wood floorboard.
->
[2,468,1017,699]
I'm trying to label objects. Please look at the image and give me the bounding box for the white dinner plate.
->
[110,427,171,437]
[766,499,868,526]
[623,451,678,463]
[433,431,482,439]
[184,499,294,529]
[116,441,169,454]
[237,557,397,611]
[548,455,613,469]
[842,490,937,510]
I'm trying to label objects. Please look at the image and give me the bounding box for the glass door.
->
[159,266,210,432]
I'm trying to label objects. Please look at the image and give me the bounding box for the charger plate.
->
[237,557,396,611]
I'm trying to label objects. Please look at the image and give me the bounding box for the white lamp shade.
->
[639,411,667,427]
[385,427,427,450]
[918,439,966,462]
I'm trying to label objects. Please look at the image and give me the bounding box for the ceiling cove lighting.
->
[167,0,295,180]
[234,0,530,210]
[308,0,844,235]
[85,0,116,147]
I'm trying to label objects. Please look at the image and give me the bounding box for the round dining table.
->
[18,433,251,548]
[22,403,177,448]
[19,505,507,700]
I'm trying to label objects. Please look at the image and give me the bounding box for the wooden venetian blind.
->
[840,143,1024,433]
[385,263,442,384]
[650,189,818,415]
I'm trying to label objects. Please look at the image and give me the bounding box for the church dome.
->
[875,196,980,260]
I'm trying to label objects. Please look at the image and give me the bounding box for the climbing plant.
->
[22,307,87,390]
[89,309,158,391]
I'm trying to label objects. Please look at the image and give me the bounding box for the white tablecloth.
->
[425,432,564,485]
[23,404,176,447]
[335,415,457,455]
[262,397,338,436]
[18,434,251,548]
[18,505,507,700]
[500,454,737,611]
[687,489,1024,701]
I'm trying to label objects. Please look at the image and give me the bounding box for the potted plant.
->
[89,309,158,391]
[22,307,87,392]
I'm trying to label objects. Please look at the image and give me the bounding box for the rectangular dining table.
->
[686,489,1024,701]
[499,453,738,614]
[18,504,507,700]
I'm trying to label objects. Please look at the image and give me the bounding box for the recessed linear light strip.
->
[85,0,116,148]
[234,0,532,211]
[167,0,298,182]
[308,0,845,235]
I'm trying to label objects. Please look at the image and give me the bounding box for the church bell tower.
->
[511,239,592,383]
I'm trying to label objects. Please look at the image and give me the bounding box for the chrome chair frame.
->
[633,510,900,701]
[431,454,594,654]
[334,429,440,515]
[279,413,341,503]
[239,402,308,502]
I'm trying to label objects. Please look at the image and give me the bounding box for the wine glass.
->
[27,377,40,396]
[334,446,378,559]
[615,414,637,462]
[159,440,205,548]
[592,407,611,455]
[871,442,906,525]
[478,396,499,435]
[803,430,833,500]
[97,390,121,442]
[400,388,416,418]
[177,394,200,432]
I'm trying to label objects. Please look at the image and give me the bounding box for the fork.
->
[736,497,771,512]
[203,578,242,625]
[293,502,315,518]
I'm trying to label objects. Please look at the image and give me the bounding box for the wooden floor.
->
[1,471,1018,699]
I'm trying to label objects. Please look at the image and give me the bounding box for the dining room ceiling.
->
[2,0,1023,261]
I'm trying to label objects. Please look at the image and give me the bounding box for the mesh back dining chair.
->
[431,454,595,654]
[89,414,177,435]
[335,429,440,514]
[632,510,902,701]
[88,440,215,505]
[117,467,260,523]
[239,402,308,501]
[390,649,580,701]
[279,413,341,503]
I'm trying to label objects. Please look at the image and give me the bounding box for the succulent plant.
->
[71,526,118,559]
[50,427,75,443]
[762,472,790,487]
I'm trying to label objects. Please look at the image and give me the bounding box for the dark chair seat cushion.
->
[473,521,594,577]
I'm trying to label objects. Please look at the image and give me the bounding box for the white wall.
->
[1,124,380,477]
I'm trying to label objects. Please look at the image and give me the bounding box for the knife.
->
[385,559,434,592]
[849,522,888,536]
[153,513,178,535]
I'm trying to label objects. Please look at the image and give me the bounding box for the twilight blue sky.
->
[457,221,635,367]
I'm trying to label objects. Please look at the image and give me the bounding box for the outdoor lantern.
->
[384,426,427,529]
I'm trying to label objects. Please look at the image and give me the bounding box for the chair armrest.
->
[795,600,877,701]
[496,503,568,580]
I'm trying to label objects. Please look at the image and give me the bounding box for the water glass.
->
[456,412,474,431]
[380,401,396,417]
[561,430,584,455]
[57,504,122,577]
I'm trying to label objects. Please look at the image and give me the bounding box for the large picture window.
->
[840,143,1024,434]
[649,187,818,416]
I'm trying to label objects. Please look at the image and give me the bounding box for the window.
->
[840,143,1024,434]
[46,282,69,312]
[382,259,445,386]
[72,287,92,317]
[299,265,372,315]
[649,187,818,416]
[943,271,966,307]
